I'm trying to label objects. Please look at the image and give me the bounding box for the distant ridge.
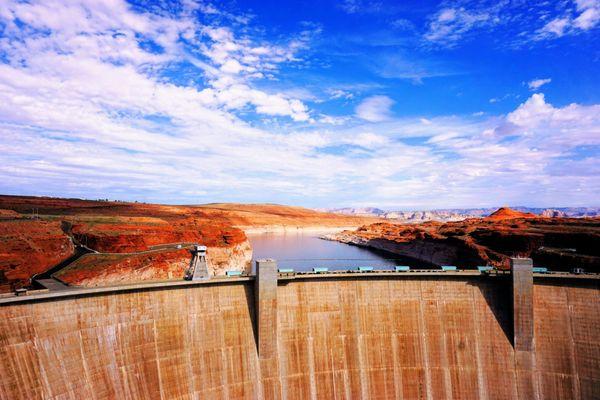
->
[485,207,536,220]
[321,206,600,223]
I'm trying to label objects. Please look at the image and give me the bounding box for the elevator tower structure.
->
[184,245,209,280]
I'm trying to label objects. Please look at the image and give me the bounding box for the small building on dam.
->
[0,259,598,399]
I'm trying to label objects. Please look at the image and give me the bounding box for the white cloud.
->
[392,18,415,31]
[574,1,600,29]
[349,132,389,148]
[195,25,314,121]
[340,0,361,14]
[355,95,394,122]
[318,115,351,125]
[423,1,599,48]
[327,89,354,100]
[528,78,552,90]
[424,7,492,46]
[535,0,600,39]
[507,93,600,139]
[339,0,383,14]
[373,53,456,83]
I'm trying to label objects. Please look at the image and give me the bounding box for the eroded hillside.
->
[329,208,600,270]
[0,195,379,291]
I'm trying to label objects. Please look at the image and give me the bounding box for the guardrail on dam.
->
[0,259,598,399]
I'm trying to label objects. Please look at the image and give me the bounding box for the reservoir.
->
[247,231,417,272]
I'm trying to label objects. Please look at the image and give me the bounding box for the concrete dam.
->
[0,261,598,399]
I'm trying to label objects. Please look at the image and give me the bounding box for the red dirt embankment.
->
[0,219,74,290]
[331,207,600,270]
[0,195,378,290]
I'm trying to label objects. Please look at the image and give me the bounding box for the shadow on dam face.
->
[243,282,259,353]
[0,275,599,399]
[469,277,513,346]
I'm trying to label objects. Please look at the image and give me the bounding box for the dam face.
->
[0,276,598,399]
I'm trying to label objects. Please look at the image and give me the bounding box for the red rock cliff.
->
[0,195,378,291]
[330,208,600,270]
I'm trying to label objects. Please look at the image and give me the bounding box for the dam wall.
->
[0,275,598,399]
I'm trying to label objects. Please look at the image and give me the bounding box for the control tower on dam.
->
[0,261,598,399]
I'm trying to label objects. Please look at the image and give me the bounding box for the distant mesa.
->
[319,207,386,217]
[485,207,537,220]
[323,205,600,222]
[541,208,567,218]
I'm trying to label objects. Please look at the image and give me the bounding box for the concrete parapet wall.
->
[0,276,598,399]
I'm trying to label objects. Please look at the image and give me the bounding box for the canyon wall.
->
[53,240,253,287]
[327,233,474,267]
[0,276,598,399]
[0,219,74,290]
[0,195,378,292]
[328,213,600,270]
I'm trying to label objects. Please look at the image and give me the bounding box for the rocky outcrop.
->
[0,195,375,291]
[324,205,600,222]
[383,210,468,222]
[55,239,253,287]
[328,229,480,267]
[486,207,536,220]
[542,209,568,218]
[0,219,74,290]
[317,207,386,217]
[206,240,253,276]
[326,207,473,222]
[0,209,21,219]
[328,208,600,271]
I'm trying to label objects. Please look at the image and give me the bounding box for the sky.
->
[0,0,599,210]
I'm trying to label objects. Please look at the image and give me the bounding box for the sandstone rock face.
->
[486,207,537,220]
[54,239,253,287]
[0,195,375,291]
[207,240,253,276]
[36,217,252,287]
[329,208,600,270]
[54,250,191,286]
[0,209,21,219]
[326,205,600,222]
[542,208,568,218]
[0,219,74,290]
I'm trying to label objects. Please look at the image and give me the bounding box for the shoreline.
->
[239,225,358,235]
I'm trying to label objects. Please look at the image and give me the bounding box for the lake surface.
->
[247,231,416,272]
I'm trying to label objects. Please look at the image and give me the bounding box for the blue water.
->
[247,231,415,272]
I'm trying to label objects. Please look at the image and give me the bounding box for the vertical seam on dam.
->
[152,320,164,400]
[355,280,368,400]
[418,280,433,400]
[471,284,487,400]
[77,330,95,400]
[565,284,581,399]
[440,297,452,400]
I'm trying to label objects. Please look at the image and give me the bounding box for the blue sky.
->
[0,0,598,209]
